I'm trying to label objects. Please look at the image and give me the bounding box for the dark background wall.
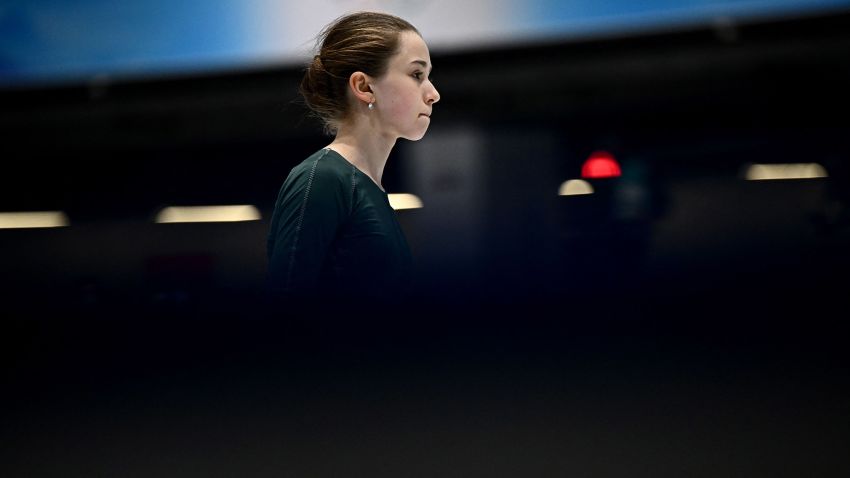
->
[2,10,850,477]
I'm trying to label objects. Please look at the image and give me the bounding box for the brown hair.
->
[299,12,419,135]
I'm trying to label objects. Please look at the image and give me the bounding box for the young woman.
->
[267,12,440,305]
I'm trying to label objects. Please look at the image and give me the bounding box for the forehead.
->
[392,31,431,66]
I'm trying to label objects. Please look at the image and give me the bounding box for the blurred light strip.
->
[745,163,828,181]
[155,205,261,223]
[388,193,423,210]
[558,179,594,196]
[0,211,69,229]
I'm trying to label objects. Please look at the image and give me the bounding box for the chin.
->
[404,128,429,141]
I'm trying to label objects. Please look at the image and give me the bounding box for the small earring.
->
[368,101,374,111]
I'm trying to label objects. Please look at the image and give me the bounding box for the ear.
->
[348,71,374,105]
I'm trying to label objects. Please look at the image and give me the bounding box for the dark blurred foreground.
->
[3,258,849,477]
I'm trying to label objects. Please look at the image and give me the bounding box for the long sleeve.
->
[267,151,351,298]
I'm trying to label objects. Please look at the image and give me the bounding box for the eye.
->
[412,71,423,81]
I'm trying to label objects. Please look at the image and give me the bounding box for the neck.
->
[327,118,396,190]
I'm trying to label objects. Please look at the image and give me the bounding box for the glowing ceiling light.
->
[0,211,70,229]
[558,179,594,196]
[581,150,622,179]
[387,193,423,210]
[155,205,261,223]
[744,163,828,181]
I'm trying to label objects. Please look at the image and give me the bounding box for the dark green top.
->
[267,148,412,303]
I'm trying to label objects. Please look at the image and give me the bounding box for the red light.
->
[581,151,621,178]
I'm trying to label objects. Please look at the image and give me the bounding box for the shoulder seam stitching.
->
[350,164,356,216]
[285,150,325,292]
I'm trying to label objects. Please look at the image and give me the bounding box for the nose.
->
[425,83,440,105]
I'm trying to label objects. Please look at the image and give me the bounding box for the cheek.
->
[382,85,418,117]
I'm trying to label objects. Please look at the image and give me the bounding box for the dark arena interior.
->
[2,8,850,477]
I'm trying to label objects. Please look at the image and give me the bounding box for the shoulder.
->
[276,149,356,212]
[288,149,354,190]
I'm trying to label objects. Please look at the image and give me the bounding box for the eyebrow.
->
[410,60,432,71]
